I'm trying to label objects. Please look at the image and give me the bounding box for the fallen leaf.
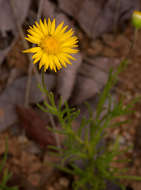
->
[58,0,139,39]
[42,0,75,28]
[16,105,56,148]
[0,0,31,64]
[69,75,99,105]
[70,57,119,105]
[42,0,56,20]
[0,74,55,132]
[56,52,82,104]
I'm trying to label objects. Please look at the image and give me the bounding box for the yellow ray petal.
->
[33,57,40,64]
[39,53,46,69]
[61,56,72,65]
[60,25,68,34]
[62,48,79,54]
[53,55,62,70]
[57,55,67,67]
[43,18,49,34]
[48,55,57,72]
[50,19,56,35]
[54,21,64,35]
[61,40,78,48]
[48,18,52,34]
[35,21,41,29]
[32,25,43,36]
[40,19,46,35]
[25,35,40,44]
[32,50,43,59]
[59,30,74,42]
[23,47,41,53]
[44,55,49,71]
[44,63,49,71]
[27,29,41,39]
[62,53,76,61]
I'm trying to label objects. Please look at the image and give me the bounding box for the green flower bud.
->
[132,11,141,29]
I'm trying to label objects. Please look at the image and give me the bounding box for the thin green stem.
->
[41,69,62,157]
[116,175,141,180]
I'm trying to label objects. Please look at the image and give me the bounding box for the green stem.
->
[41,69,62,157]
[116,175,141,181]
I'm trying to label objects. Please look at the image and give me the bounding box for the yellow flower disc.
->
[23,18,79,72]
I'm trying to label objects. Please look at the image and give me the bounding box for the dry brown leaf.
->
[69,75,99,105]
[70,57,119,105]
[16,105,56,148]
[42,0,56,20]
[56,52,82,104]
[0,74,55,132]
[0,0,31,64]
[42,0,75,28]
[58,0,139,39]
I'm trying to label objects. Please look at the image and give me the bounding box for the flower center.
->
[41,36,59,54]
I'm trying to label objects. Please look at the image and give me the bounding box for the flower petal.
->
[50,19,56,35]
[23,47,41,53]
[40,19,47,35]
[48,18,52,34]
[54,21,64,35]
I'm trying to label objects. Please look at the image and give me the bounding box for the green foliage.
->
[0,140,18,190]
[38,60,141,190]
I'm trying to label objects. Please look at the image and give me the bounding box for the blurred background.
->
[0,0,141,189]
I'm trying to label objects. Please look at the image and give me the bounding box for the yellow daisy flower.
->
[23,18,79,72]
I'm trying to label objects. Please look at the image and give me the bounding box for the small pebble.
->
[47,186,54,190]
[59,177,69,187]
[119,136,126,145]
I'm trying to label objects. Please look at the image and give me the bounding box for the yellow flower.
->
[23,18,79,72]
